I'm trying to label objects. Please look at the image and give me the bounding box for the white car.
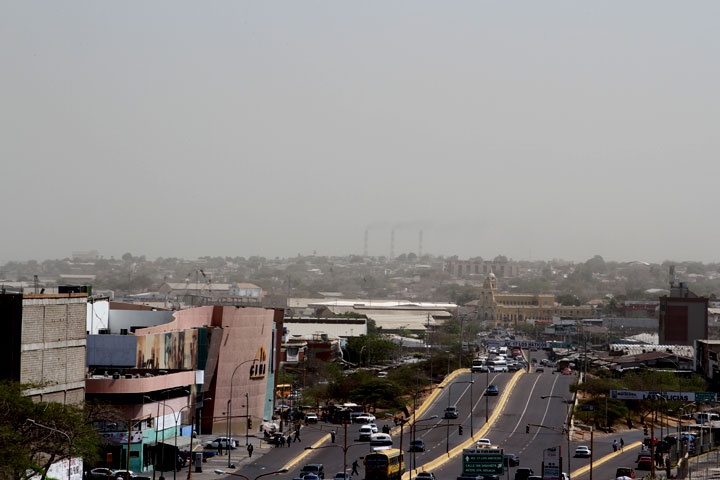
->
[574,446,591,458]
[476,438,493,447]
[205,437,237,449]
[367,423,379,433]
[355,413,376,423]
[305,413,319,423]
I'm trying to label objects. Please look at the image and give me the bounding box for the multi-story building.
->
[445,258,519,278]
[0,291,87,404]
[659,280,708,346]
[473,273,557,326]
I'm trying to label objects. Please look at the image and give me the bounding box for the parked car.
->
[504,453,520,467]
[444,406,459,419]
[574,446,591,458]
[416,472,436,480]
[486,385,499,396]
[300,464,325,479]
[409,440,426,452]
[514,468,534,480]
[616,467,635,479]
[205,437,237,449]
[305,413,319,423]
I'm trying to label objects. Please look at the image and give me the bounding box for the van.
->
[696,412,720,424]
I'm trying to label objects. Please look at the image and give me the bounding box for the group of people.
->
[612,438,625,452]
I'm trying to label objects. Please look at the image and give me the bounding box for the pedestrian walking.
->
[294,428,301,442]
[330,430,336,443]
[247,443,254,457]
[218,441,224,456]
[286,435,291,448]
[613,439,618,452]
[351,460,359,477]
[620,438,625,452]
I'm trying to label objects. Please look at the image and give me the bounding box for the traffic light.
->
[459,425,463,435]
[526,425,530,434]
[247,418,252,429]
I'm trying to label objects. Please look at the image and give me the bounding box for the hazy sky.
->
[2,2,719,264]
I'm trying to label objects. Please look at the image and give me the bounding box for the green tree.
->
[0,382,102,480]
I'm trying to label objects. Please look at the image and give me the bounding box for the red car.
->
[637,456,652,470]
[561,368,572,375]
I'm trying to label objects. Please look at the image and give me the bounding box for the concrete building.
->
[659,280,708,346]
[0,292,87,405]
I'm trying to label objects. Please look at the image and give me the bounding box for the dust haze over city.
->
[2,2,719,265]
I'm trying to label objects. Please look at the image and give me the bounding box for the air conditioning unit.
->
[98,328,111,335]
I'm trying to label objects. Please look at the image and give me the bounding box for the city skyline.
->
[2,2,719,265]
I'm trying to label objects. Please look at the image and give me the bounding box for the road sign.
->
[462,448,504,475]
[695,392,717,402]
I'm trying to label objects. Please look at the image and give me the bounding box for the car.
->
[367,423,379,433]
[527,476,543,480]
[476,438,493,447]
[359,425,375,441]
[90,468,116,479]
[561,473,570,480]
[377,371,388,378]
[616,468,635,479]
[354,413,376,424]
[303,475,320,480]
[574,446,591,458]
[486,385,499,396]
[112,471,150,480]
[416,472,436,480]
[444,406,459,419]
[305,413,319,423]
[514,468,534,480]
[637,456,652,470]
[334,473,350,480]
[536,367,545,373]
[409,440,426,452]
[204,437,237,449]
[504,454,520,467]
[562,368,572,375]
[300,464,325,479]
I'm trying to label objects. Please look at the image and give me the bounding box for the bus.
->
[364,448,404,480]
[275,384,292,398]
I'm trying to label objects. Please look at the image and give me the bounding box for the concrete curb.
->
[569,441,642,478]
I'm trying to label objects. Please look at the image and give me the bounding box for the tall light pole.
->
[305,434,367,478]
[27,419,72,480]
[485,368,490,422]
[228,357,259,469]
[409,415,438,478]
[145,399,178,480]
[541,395,571,475]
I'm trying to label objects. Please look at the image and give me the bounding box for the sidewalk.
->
[156,426,333,480]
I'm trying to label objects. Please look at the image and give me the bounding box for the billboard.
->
[610,390,717,402]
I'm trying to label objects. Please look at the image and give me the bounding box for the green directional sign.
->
[462,448,504,475]
[695,392,717,402]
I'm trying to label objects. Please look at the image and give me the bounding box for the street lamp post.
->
[444,381,473,455]
[485,368,489,423]
[27,419,72,480]
[305,433,368,479]
[146,399,178,480]
[409,415,438,479]
[227,358,259,469]
[541,396,571,476]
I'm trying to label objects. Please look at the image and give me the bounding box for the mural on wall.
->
[136,330,198,369]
